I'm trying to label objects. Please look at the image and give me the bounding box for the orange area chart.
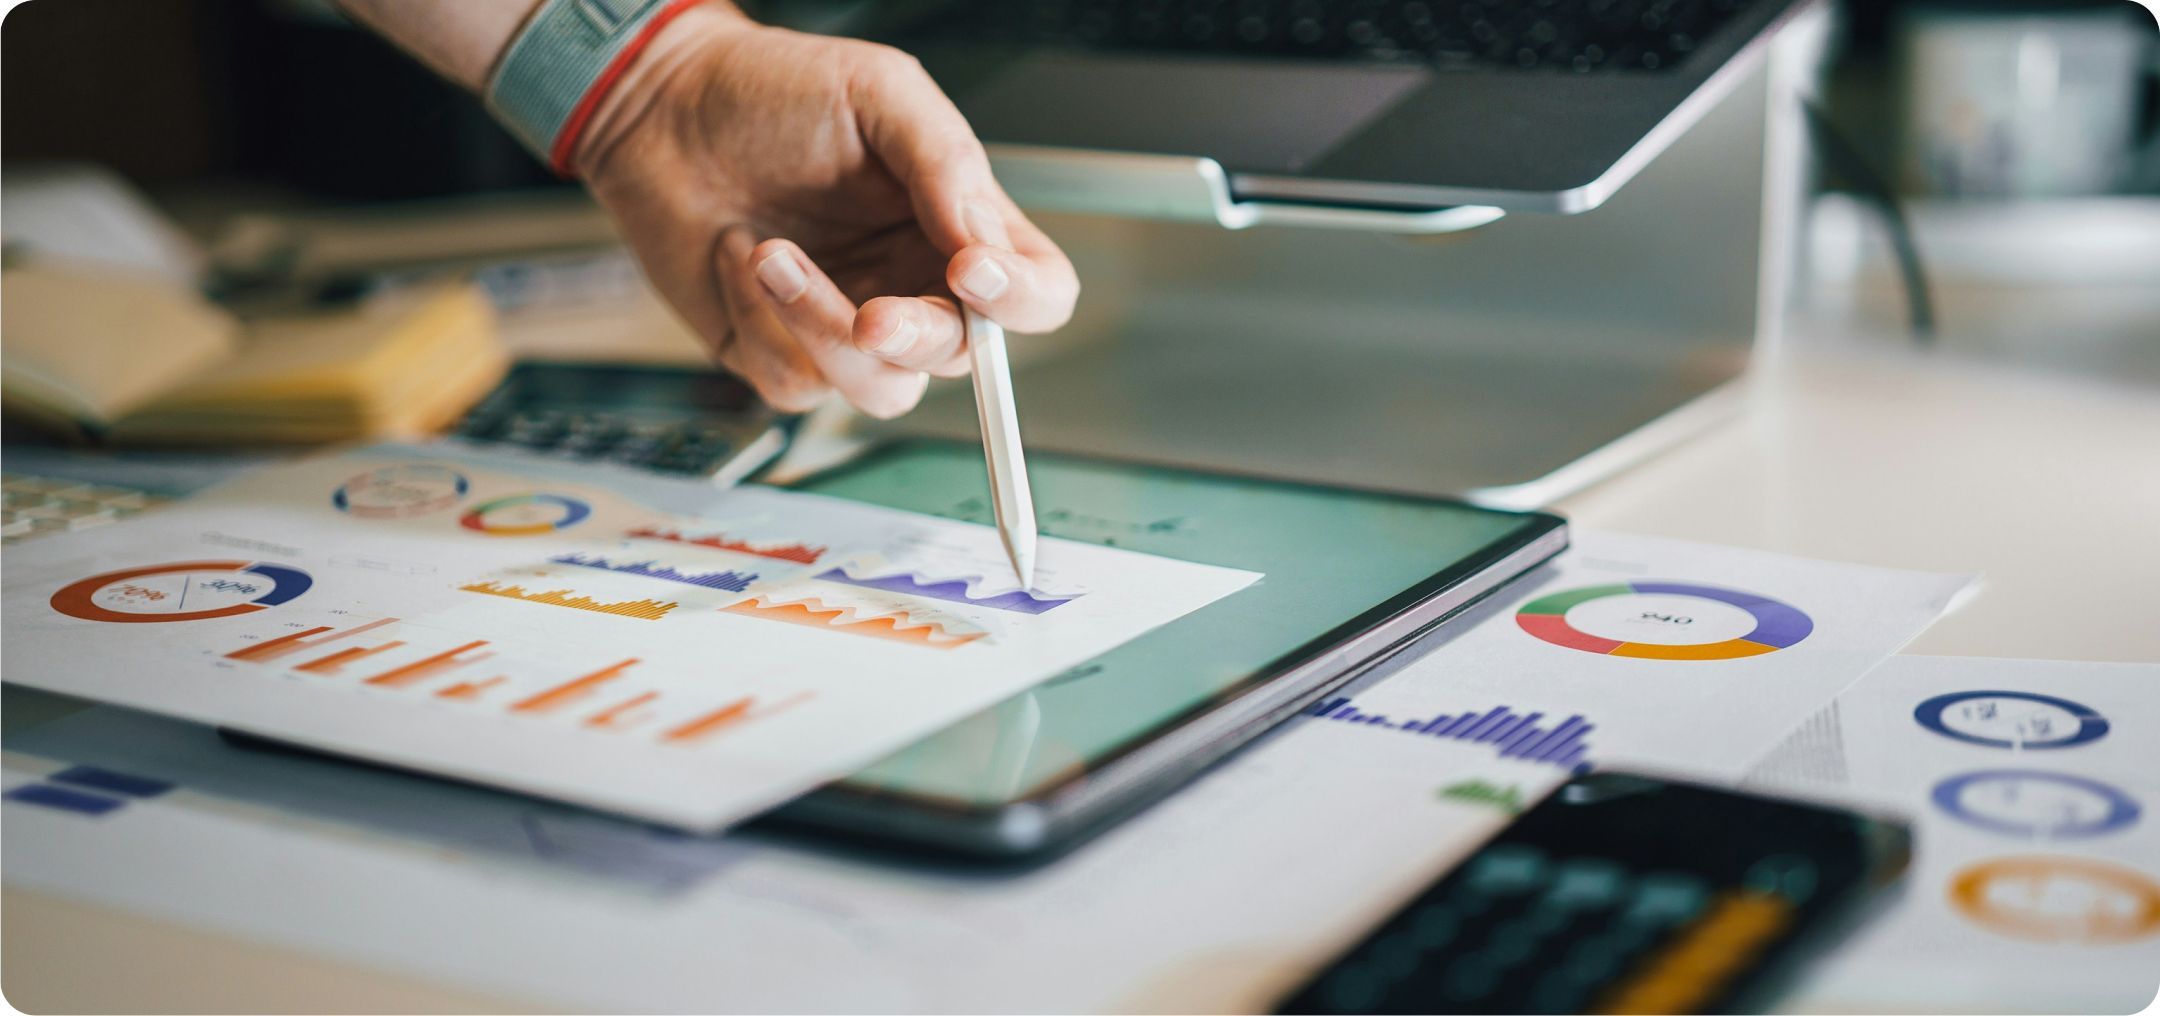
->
[458,580,678,620]
[722,597,985,649]
[623,525,824,564]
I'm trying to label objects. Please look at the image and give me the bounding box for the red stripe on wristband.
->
[548,0,707,177]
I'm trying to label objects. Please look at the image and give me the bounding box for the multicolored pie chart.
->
[1515,581,1814,661]
[458,494,593,536]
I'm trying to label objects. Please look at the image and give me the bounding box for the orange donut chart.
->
[50,561,314,623]
[1949,856,2160,944]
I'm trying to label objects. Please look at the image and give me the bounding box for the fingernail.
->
[755,251,808,303]
[958,258,1010,302]
[871,315,918,356]
[963,200,1010,249]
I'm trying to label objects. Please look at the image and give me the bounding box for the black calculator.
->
[1275,772,1911,1015]
[453,362,795,484]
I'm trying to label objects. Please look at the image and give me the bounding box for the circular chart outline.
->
[1515,581,1814,661]
[1949,855,2160,944]
[1913,690,2110,750]
[331,464,470,519]
[50,560,314,623]
[458,493,593,536]
[1930,769,2142,840]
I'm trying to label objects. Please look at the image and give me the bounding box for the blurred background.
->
[2,0,2156,458]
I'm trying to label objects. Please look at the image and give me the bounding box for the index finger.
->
[850,44,996,256]
[852,46,1079,334]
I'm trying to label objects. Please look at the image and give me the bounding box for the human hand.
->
[571,3,1079,417]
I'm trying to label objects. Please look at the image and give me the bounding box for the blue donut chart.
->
[1914,690,2110,749]
[1931,769,2141,840]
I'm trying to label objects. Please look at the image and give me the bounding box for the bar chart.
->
[225,617,400,663]
[216,618,807,748]
[1306,696,1596,774]
[366,641,494,688]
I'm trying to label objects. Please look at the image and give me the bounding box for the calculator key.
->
[1562,935,1629,984]
[458,413,508,439]
[1318,965,1387,1012]
[1484,916,1548,964]
[1410,905,1462,947]
[1366,933,1422,981]
[1463,844,1547,895]
[1439,956,1499,1001]
[615,437,662,458]
[1625,873,1710,925]
[1743,854,1819,903]
[1546,858,1628,908]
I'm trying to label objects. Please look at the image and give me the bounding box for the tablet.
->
[773,440,1566,858]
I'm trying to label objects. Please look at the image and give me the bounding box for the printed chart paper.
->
[0,446,1259,830]
[1296,530,1976,781]
[1753,656,2160,1014]
[0,530,1971,1013]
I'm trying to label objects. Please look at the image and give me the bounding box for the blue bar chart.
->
[1305,697,1595,774]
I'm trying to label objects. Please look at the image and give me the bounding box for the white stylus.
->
[966,307,1037,589]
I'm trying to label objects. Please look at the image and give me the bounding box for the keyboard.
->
[944,0,1751,73]
[2,474,168,545]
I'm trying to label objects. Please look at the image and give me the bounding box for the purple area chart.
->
[813,568,1077,614]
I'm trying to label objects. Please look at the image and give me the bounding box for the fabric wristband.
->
[485,0,705,176]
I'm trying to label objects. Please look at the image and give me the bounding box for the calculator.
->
[1275,772,1911,1015]
[451,361,794,484]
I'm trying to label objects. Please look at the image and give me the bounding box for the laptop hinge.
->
[987,144,1506,234]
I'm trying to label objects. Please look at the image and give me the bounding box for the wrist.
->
[484,0,745,176]
[567,2,752,179]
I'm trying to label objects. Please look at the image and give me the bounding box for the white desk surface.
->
[5,325,2157,1013]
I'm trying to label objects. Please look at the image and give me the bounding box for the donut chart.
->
[50,561,314,623]
[1914,690,2111,750]
[458,494,593,536]
[1950,856,2160,943]
[1931,770,2141,840]
[332,464,468,519]
[1516,581,1814,661]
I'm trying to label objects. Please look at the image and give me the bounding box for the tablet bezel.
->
[769,439,1568,860]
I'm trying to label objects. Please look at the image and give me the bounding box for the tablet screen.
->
[795,441,1545,809]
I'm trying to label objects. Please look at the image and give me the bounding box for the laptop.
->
[866,0,1812,213]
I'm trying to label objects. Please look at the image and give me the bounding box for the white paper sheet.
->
[0,531,1971,1012]
[1750,656,2160,1014]
[1297,530,1976,781]
[0,445,1258,830]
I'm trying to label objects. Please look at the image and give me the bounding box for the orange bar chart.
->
[663,692,812,743]
[436,676,506,701]
[294,641,408,675]
[512,659,638,714]
[364,640,492,688]
[585,691,659,730]
[225,617,399,663]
